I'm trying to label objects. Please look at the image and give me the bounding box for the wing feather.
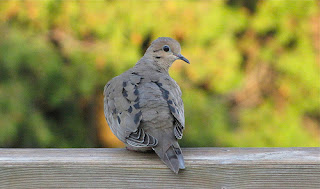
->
[104,72,157,147]
[154,77,185,139]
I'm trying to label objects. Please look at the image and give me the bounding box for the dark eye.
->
[162,45,170,52]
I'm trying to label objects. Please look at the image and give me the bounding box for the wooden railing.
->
[0,148,319,188]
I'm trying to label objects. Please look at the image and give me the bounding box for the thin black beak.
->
[176,54,190,64]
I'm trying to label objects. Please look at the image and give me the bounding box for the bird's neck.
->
[135,56,170,74]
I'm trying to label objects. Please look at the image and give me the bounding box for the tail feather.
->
[154,145,185,174]
[174,147,185,169]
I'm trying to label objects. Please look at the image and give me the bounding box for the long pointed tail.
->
[153,145,185,174]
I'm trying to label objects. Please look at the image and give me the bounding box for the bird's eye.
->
[162,45,170,52]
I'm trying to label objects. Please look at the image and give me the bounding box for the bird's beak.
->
[176,54,190,64]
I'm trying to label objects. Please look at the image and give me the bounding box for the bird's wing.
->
[155,77,185,139]
[104,72,158,147]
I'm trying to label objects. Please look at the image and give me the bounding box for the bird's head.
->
[144,37,189,71]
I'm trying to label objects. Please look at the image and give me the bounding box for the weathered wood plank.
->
[0,148,319,188]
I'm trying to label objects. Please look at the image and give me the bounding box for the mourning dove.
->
[104,37,189,173]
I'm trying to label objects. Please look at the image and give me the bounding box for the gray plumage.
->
[104,37,189,174]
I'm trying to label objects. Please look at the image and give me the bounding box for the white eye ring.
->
[162,45,170,52]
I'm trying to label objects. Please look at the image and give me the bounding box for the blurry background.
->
[0,0,319,148]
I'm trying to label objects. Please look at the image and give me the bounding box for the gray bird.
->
[104,37,189,173]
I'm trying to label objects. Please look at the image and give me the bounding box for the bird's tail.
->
[153,143,185,174]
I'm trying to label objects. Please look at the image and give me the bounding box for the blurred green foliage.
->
[0,0,319,147]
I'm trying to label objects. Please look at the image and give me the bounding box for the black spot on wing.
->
[162,89,169,100]
[155,82,169,99]
[134,89,139,95]
[155,82,175,111]
[134,111,142,124]
[128,106,133,113]
[122,90,128,97]
[123,81,127,87]
[117,116,121,124]
[133,103,140,109]
[169,105,176,113]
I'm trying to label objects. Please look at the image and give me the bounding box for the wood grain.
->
[0,148,319,188]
